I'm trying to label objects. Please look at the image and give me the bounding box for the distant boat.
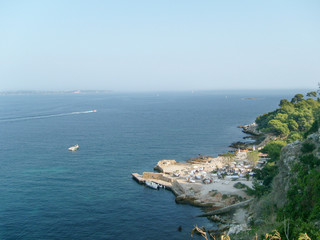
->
[68,144,79,151]
[145,180,159,190]
[92,109,97,112]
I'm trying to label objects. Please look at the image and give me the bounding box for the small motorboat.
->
[92,109,97,112]
[145,180,159,190]
[68,144,79,151]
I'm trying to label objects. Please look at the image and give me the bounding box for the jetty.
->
[132,172,172,190]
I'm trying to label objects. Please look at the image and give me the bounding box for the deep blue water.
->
[0,90,299,239]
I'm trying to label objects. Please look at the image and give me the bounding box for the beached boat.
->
[145,180,159,190]
[68,144,79,151]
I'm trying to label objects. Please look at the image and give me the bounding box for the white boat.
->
[145,180,159,190]
[68,144,79,151]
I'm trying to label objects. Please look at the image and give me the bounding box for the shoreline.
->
[132,122,270,235]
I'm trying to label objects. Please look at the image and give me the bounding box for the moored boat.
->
[145,180,159,190]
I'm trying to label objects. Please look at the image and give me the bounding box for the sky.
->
[0,0,319,92]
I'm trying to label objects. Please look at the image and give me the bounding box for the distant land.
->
[0,90,113,95]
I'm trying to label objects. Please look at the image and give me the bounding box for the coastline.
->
[132,123,270,235]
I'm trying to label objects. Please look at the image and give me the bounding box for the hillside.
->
[233,91,320,239]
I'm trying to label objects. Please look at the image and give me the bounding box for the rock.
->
[227,224,247,235]
[209,215,227,223]
[154,160,177,172]
[239,123,261,136]
[171,180,185,196]
[229,141,249,150]
[219,224,230,232]
[175,195,197,205]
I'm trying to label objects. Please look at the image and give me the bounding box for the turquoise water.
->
[0,91,296,239]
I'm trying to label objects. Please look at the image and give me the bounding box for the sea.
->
[0,90,300,240]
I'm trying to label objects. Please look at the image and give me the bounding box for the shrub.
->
[301,142,316,153]
[261,141,287,161]
[233,182,246,189]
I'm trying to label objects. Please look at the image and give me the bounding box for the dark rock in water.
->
[229,141,249,150]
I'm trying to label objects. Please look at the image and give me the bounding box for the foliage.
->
[191,227,313,240]
[246,179,271,198]
[301,142,316,153]
[247,161,279,198]
[232,90,320,240]
[268,120,290,136]
[233,182,246,189]
[306,91,317,98]
[256,93,320,140]
[247,150,260,166]
[291,94,304,103]
[287,131,303,143]
[276,219,320,240]
[248,140,284,198]
[304,119,319,137]
[261,141,287,161]
[277,139,320,240]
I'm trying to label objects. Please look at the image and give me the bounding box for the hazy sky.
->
[1,1,319,91]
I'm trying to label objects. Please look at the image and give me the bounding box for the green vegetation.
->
[193,90,320,239]
[301,142,316,153]
[256,92,320,138]
[261,140,287,161]
[233,182,247,189]
[276,143,320,239]
[247,150,260,166]
[242,89,320,239]
[191,227,312,240]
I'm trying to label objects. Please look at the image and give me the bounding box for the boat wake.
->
[0,110,97,122]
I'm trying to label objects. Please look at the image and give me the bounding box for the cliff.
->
[271,128,320,209]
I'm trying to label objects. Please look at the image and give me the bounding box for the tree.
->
[279,99,291,107]
[291,94,304,103]
[287,131,303,143]
[306,91,317,98]
[274,113,288,122]
[288,119,299,131]
[268,119,290,136]
[261,140,287,161]
[247,150,259,166]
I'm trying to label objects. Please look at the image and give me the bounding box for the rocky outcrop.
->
[271,129,320,208]
[154,160,177,172]
[198,199,253,217]
[271,140,301,208]
[238,123,261,136]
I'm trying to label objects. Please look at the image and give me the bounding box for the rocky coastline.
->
[132,122,270,236]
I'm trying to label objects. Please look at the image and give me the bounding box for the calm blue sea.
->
[0,90,299,240]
